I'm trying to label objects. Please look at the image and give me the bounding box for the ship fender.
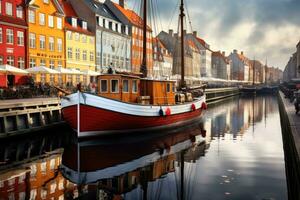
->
[191,103,196,111]
[165,108,171,116]
[159,107,164,116]
[201,102,208,110]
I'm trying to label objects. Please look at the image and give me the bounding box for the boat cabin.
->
[97,74,176,105]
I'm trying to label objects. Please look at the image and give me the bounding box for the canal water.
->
[0,95,288,200]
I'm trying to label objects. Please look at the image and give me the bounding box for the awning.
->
[0,64,28,74]
[69,69,84,75]
[26,66,59,74]
[56,67,74,74]
[83,69,101,76]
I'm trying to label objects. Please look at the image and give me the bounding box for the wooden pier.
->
[0,98,63,138]
[205,87,240,103]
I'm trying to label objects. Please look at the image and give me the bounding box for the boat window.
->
[132,80,138,93]
[167,83,171,93]
[111,79,119,93]
[123,79,129,92]
[100,79,108,93]
[172,83,176,92]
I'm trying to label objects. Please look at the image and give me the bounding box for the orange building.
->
[106,1,154,76]
[26,0,65,71]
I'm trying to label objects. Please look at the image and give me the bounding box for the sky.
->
[112,0,300,70]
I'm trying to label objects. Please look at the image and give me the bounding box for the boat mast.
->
[252,58,255,85]
[141,0,148,77]
[180,0,185,89]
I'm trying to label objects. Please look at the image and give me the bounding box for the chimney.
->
[222,51,225,56]
[119,0,124,8]
[233,49,237,54]
[169,29,173,37]
[193,31,197,37]
[241,51,244,55]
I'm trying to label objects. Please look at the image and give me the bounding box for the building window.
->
[29,10,35,23]
[75,33,79,41]
[0,28,2,43]
[49,60,54,69]
[50,183,56,194]
[40,59,46,66]
[30,190,37,200]
[49,37,54,51]
[82,50,87,61]
[48,15,54,27]
[7,56,14,66]
[57,17,62,29]
[82,21,87,30]
[57,60,62,68]
[58,180,64,190]
[17,31,24,46]
[90,52,94,61]
[6,29,13,44]
[89,37,94,44]
[111,79,119,93]
[100,80,107,93]
[29,33,36,48]
[29,58,36,68]
[57,38,62,52]
[67,31,72,40]
[75,49,80,60]
[82,35,87,43]
[0,55,3,65]
[39,13,45,25]
[41,189,47,199]
[67,47,72,59]
[0,1,2,14]
[41,162,46,174]
[5,2,12,16]
[122,80,129,92]
[132,80,137,93]
[50,159,55,170]
[39,35,45,49]
[16,7,23,18]
[43,0,49,4]
[72,18,77,27]
[18,57,25,69]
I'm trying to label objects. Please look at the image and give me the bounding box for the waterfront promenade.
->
[278,91,300,200]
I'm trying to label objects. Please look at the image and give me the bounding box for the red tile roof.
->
[113,3,152,31]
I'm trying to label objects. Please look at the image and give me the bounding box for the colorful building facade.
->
[26,0,65,84]
[60,0,95,86]
[0,0,27,86]
[106,1,154,76]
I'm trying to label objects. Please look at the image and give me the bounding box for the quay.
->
[278,91,300,200]
[0,87,240,138]
[0,98,63,138]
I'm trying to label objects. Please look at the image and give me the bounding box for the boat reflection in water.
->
[0,96,287,200]
[61,123,208,199]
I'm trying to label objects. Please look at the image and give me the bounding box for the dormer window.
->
[82,21,87,30]
[16,7,23,18]
[72,18,77,27]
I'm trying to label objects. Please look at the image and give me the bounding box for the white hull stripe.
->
[61,93,206,117]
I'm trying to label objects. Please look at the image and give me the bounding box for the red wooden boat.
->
[61,0,207,138]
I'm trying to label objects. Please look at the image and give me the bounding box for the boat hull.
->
[61,93,206,138]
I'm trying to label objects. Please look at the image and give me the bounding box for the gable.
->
[27,0,65,15]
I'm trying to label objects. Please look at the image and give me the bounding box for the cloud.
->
[115,0,300,69]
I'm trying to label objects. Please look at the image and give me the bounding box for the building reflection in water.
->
[0,95,284,200]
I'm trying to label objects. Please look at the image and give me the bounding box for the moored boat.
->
[61,0,207,138]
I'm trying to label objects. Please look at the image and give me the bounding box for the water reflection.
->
[0,95,287,200]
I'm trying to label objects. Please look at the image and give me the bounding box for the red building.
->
[0,0,27,86]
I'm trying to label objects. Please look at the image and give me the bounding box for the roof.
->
[59,0,94,35]
[113,3,152,31]
[26,0,65,15]
[82,0,120,22]
[212,51,229,64]
[187,39,199,53]
[195,36,212,51]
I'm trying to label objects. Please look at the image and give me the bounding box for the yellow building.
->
[27,0,65,84]
[61,0,96,86]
